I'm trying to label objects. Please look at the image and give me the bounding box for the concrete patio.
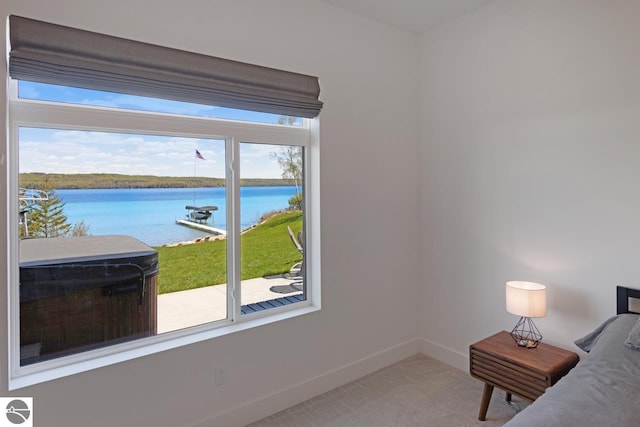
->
[157,275,303,333]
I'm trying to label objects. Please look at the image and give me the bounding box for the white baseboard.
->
[190,338,422,427]
[418,337,469,373]
[189,337,470,427]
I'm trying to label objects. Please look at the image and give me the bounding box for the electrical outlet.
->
[214,367,227,386]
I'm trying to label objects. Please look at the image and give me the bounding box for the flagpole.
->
[193,148,205,208]
[193,146,197,207]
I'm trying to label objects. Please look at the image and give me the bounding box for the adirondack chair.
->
[287,226,304,280]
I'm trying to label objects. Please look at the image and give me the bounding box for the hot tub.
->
[19,235,158,365]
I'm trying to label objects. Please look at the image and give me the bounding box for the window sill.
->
[9,302,320,390]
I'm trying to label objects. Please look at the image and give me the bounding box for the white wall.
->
[0,1,421,425]
[13,0,636,422]
[419,0,640,369]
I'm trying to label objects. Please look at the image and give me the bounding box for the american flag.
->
[195,149,205,160]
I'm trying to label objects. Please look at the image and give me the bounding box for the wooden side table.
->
[469,331,579,421]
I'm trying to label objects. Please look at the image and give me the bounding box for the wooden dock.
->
[175,219,226,236]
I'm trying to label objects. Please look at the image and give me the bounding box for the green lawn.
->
[154,211,303,294]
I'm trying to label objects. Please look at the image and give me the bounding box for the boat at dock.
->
[176,205,226,236]
[185,205,217,223]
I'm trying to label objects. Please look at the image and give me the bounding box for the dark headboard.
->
[616,286,640,314]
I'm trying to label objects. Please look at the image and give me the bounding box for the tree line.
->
[19,173,295,190]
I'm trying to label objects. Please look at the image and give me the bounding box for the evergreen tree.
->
[27,178,72,238]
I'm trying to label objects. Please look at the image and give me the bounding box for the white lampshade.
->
[506,281,547,318]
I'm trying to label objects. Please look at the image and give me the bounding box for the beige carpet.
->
[249,354,527,427]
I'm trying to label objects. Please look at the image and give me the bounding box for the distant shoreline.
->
[19,172,294,190]
[52,186,296,246]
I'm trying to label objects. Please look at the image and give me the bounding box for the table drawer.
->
[470,349,548,401]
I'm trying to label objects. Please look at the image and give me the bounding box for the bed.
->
[503,286,640,426]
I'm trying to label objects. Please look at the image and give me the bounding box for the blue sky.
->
[18,82,293,179]
[18,81,300,124]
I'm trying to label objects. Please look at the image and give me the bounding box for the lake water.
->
[59,186,296,246]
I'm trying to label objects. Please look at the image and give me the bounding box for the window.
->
[18,81,304,126]
[7,16,321,389]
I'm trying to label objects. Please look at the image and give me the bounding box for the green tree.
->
[27,179,72,238]
[287,192,303,211]
[271,145,303,210]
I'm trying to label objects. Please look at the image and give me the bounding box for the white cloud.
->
[19,129,287,179]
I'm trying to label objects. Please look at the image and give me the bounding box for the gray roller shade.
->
[8,15,323,118]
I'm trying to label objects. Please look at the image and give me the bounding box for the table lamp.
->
[506,281,547,348]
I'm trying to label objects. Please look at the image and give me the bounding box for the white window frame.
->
[6,81,321,390]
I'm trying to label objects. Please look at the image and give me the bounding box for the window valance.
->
[9,15,323,118]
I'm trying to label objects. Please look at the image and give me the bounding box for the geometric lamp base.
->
[510,316,542,349]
